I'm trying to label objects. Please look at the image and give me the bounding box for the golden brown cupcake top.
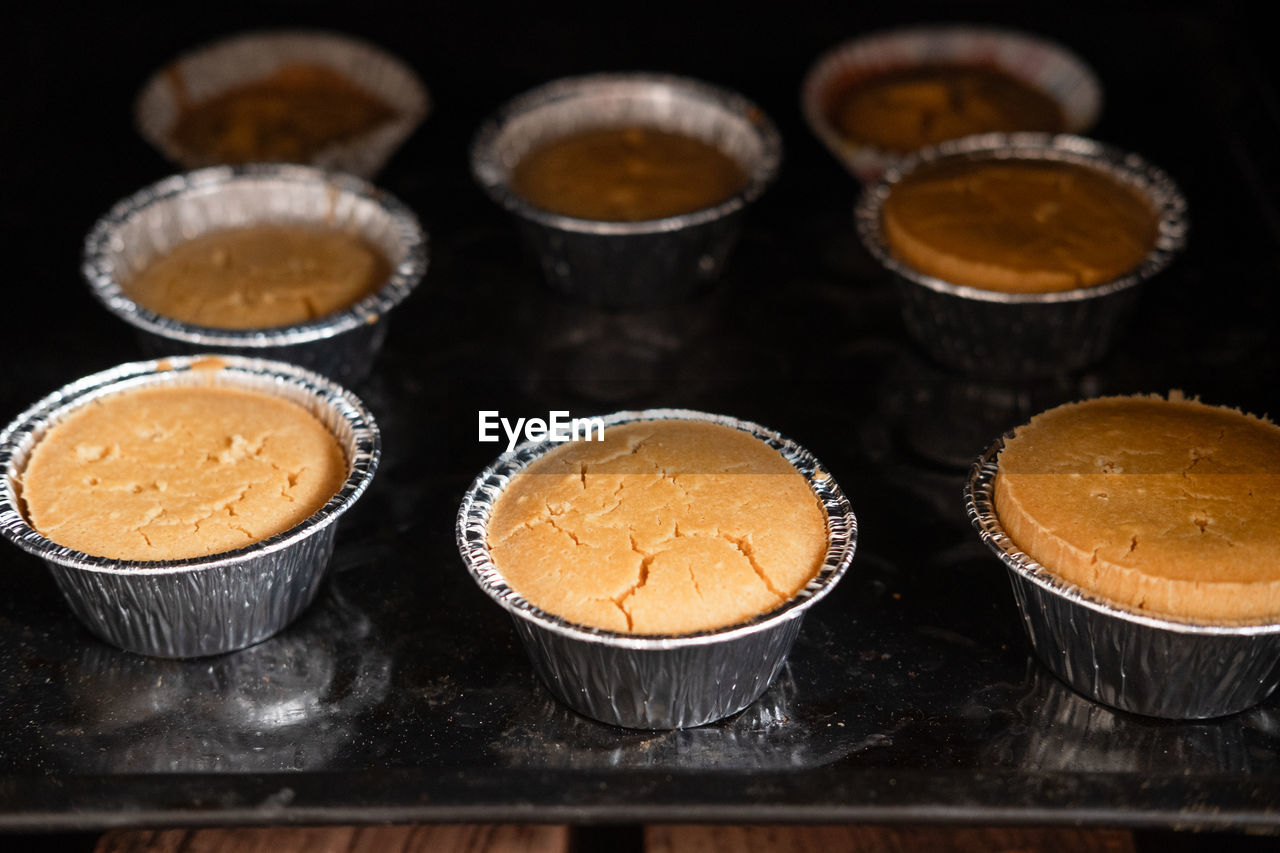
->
[486,420,829,634]
[883,159,1158,293]
[124,224,390,329]
[21,385,347,562]
[828,63,1065,153]
[510,126,749,222]
[994,393,1280,622]
[169,62,399,164]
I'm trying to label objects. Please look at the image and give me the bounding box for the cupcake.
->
[457,410,856,728]
[471,73,781,309]
[803,25,1101,182]
[82,164,428,385]
[22,383,346,562]
[857,134,1187,379]
[121,223,391,331]
[510,125,751,224]
[135,30,430,178]
[0,356,379,658]
[881,156,1156,294]
[967,392,1280,718]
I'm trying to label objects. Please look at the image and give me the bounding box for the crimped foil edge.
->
[82,163,428,350]
[855,132,1189,306]
[0,355,380,576]
[470,72,783,236]
[456,408,857,650]
[802,24,1103,182]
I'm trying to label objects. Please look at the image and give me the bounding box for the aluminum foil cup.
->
[966,437,1280,719]
[470,73,782,309]
[856,133,1188,380]
[135,29,430,178]
[491,665,864,771]
[82,164,428,385]
[0,356,380,658]
[802,25,1102,183]
[456,409,856,729]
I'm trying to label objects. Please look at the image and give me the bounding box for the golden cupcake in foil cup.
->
[0,356,379,658]
[470,73,781,309]
[857,133,1187,380]
[803,24,1101,183]
[457,409,856,729]
[967,393,1280,718]
[83,164,427,385]
[135,29,429,177]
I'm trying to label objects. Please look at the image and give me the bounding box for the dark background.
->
[2,0,1278,845]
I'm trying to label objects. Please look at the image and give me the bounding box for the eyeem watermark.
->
[479,410,606,452]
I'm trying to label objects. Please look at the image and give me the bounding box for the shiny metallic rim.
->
[82,163,428,347]
[457,408,857,649]
[965,434,1280,636]
[0,355,380,576]
[856,132,1189,304]
[470,72,783,235]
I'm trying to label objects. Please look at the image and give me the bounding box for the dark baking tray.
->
[3,0,1278,833]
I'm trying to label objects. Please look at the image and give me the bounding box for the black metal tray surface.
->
[2,0,1278,833]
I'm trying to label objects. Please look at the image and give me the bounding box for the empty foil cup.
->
[470,73,782,309]
[135,29,430,178]
[802,25,1102,183]
[83,164,428,385]
[0,356,380,658]
[456,409,856,729]
[856,133,1188,379]
[966,438,1280,719]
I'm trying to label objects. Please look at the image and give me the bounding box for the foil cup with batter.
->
[83,164,427,385]
[857,133,1188,380]
[966,437,1280,719]
[135,29,430,178]
[0,356,380,658]
[470,73,782,309]
[802,24,1102,183]
[456,409,856,729]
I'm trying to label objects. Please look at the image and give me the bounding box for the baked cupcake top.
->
[828,64,1065,153]
[169,62,400,164]
[510,126,749,222]
[994,393,1280,622]
[124,224,391,329]
[486,419,829,634]
[21,385,347,561]
[883,158,1158,293]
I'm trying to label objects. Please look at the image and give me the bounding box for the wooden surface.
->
[93,824,1141,853]
[95,825,571,853]
[645,825,1137,853]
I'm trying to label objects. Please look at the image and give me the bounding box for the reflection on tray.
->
[46,583,391,773]
[516,290,719,405]
[488,665,890,771]
[860,346,1097,471]
[971,659,1276,776]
